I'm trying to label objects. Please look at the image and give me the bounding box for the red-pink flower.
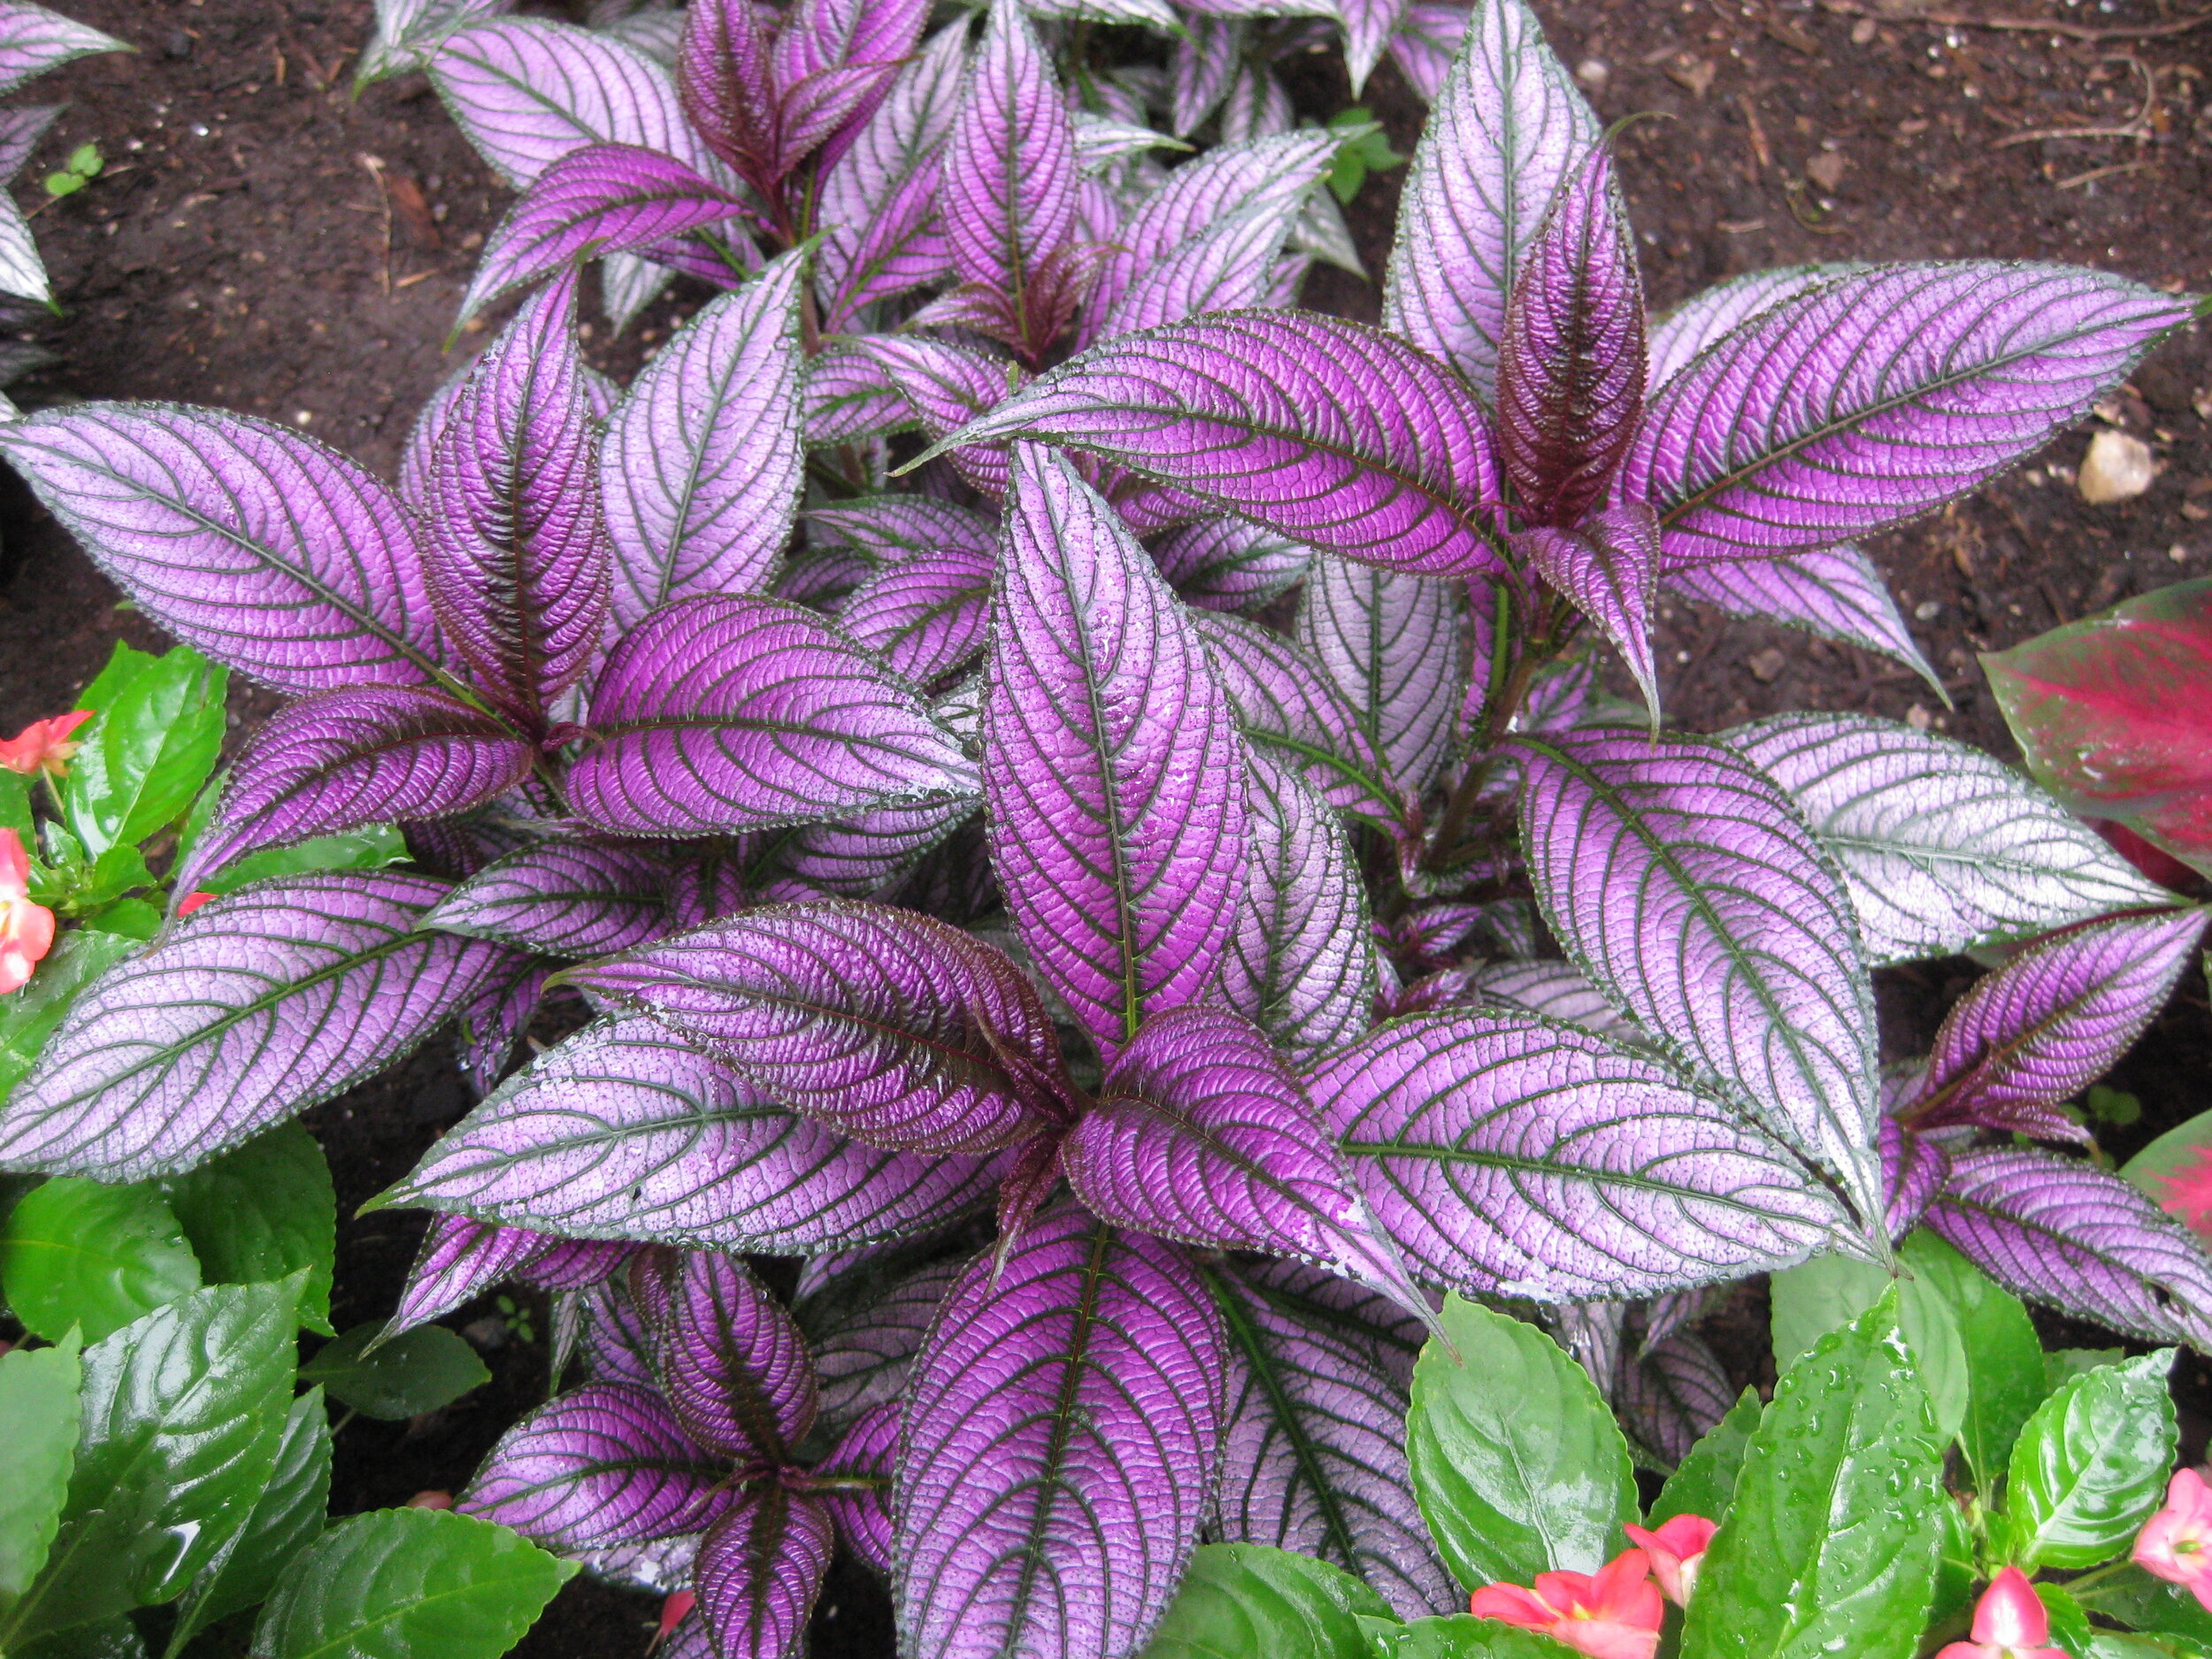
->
[1934,1567,2067,1659]
[175,889,215,918]
[0,828,54,995]
[1623,1513,1717,1607]
[652,1589,696,1653]
[1468,1548,1663,1659]
[2136,1467,2212,1610]
[0,710,92,779]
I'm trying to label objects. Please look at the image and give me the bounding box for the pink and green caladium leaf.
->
[0,873,511,1181]
[563,901,1074,1154]
[1984,576,2212,876]
[1517,729,1885,1225]
[1298,555,1467,802]
[895,1204,1225,1659]
[0,405,448,693]
[0,1,125,98]
[636,1248,817,1462]
[1512,504,1661,721]
[1907,909,2207,1141]
[1310,1010,1844,1301]
[1646,264,1870,390]
[695,1487,835,1659]
[600,252,805,630]
[941,311,1504,578]
[176,686,534,893]
[1663,542,1940,692]
[568,594,976,837]
[1381,0,1600,401]
[1929,1148,2212,1352]
[382,1016,1010,1249]
[986,445,1248,1056]
[422,840,673,957]
[1151,518,1313,616]
[1494,147,1646,528]
[1624,262,2193,565]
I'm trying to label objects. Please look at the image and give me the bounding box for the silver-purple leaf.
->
[1513,505,1660,720]
[602,252,806,629]
[1331,0,1407,95]
[1150,518,1311,615]
[811,1402,898,1571]
[569,594,976,837]
[695,1488,834,1659]
[765,797,979,902]
[1169,17,1243,137]
[840,542,995,686]
[802,343,913,446]
[0,873,510,1182]
[1311,1010,1842,1300]
[1616,1330,1733,1464]
[1663,543,1940,692]
[0,1,124,97]
[895,1206,1224,1659]
[1469,959,1630,1040]
[1298,555,1466,798]
[1646,264,1868,390]
[457,949,552,1097]
[388,1213,559,1338]
[1880,1118,1947,1242]
[1517,729,1884,1222]
[424,841,672,957]
[639,1248,817,1461]
[809,1257,958,1436]
[518,1236,633,1293]
[563,902,1073,1154]
[985,445,1248,1056]
[857,335,1019,495]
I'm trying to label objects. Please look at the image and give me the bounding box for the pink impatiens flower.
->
[1935,1567,2067,1659]
[0,710,91,779]
[2136,1467,2212,1610]
[0,827,54,995]
[175,889,215,918]
[1468,1548,1664,1659]
[1622,1513,1717,1608]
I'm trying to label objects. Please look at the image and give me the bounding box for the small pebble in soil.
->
[1915,600,1942,620]
[1575,58,1609,90]
[1805,150,1847,191]
[2078,428,2156,504]
[1747,648,1786,682]
[1906,704,1932,731]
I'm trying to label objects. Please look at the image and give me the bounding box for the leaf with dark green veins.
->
[2004,1348,2176,1571]
[200,826,411,896]
[300,1323,489,1420]
[1361,1615,1566,1658]
[162,1123,337,1335]
[63,647,228,856]
[1407,1295,1637,1592]
[1679,1290,1944,1659]
[0,929,141,1099]
[1141,1543,1394,1659]
[0,1333,82,1609]
[0,1176,202,1342]
[1769,1248,1968,1442]
[1650,1387,1761,1526]
[249,1507,575,1659]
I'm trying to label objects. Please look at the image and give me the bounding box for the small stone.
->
[1574,58,1609,91]
[2195,387,2212,421]
[162,28,191,58]
[1914,600,1942,621]
[1747,648,1786,682]
[1666,56,1717,98]
[2077,428,2155,504]
[1905,703,1932,731]
[1805,150,1847,191]
[1851,17,1878,43]
[292,409,313,427]
[2173,544,2193,564]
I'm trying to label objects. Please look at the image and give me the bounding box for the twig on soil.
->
[357,153,394,296]
[1994,52,2159,146]
[1820,1,2212,42]
[2056,157,2156,188]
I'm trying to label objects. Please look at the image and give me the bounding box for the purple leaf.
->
[986,445,1248,1055]
[1625,263,2192,565]
[1909,910,2206,1139]
[1298,555,1467,798]
[856,335,1019,496]
[1311,1010,1845,1300]
[1517,729,1884,1222]
[1389,3,1473,101]
[423,841,672,957]
[0,873,511,1182]
[1494,148,1645,528]
[636,1248,817,1461]
[1216,59,1291,143]
[1928,1148,2212,1351]
[1469,959,1631,1040]
[359,0,513,86]
[1220,751,1377,1064]
[777,0,930,169]
[1169,18,1243,137]
[572,1272,657,1387]
[767,798,980,902]
[1332,0,1408,95]
[568,594,976,837]
[0,103,59,189]
[0,2,124,97]
[695,1489,834,1659]
[664,851,754,932]
[803,344,914,446]
[810,1402,898,1572]
[1382,0,1600,400]
[840,543,996,686]
[895,1206,1225,1659]
[388,1213,559,1339]
[460,1379,733,1548]
[1204,1257,1452,1617]
[518,1236,633,1292]
[1647,264,1869,390]
[809,495,999,571]
[383,1016,1010,1249]
[398,366,471,516]
[676,0,780,191]
[807,1259,959,1430]
[563,902,1073,1155]
[942,311,1505,578]
[1664,544,1940,692]
[178,687,533,892]
[0,405,447,693]
[1616,1331,1733,1464]
[1880,1118,1947,1242]
[602,252,806,629]
[1151,518,1312,615]
[1512,504,1660,719]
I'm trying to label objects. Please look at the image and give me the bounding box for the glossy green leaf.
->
[2089,1634,2212,1659]
[63,647,227,857]
[2077,1564,2212,1645]
[2039,1582,2099,1659]
[1360,1615,1567,1658]
[1141,1543,1394,1659]
[2003,1348,2176,1571]
[0,929,141,1100]
[2047,1349,2128,1393]
[72,845,154,910]
[1930,1492,1975,1634]
[0,1333,82,1608]
[18,1617,149,1658]
[1770,1245,1968,1442]
[249,1507,575,1659]
[0,1277,302,1647]
[162,1123,336,1335]
[299,1323,488,1421]
[1407,1295,1637,1592]
[0,772,31,844]
[1901,1233,2045,1488]
[1649,1386,1761,1527]
[1680,1290,1944,1659]
[0,1177,202,1342]
[201,826,411,897]
[73,642,155,716]
[81,900,161,941]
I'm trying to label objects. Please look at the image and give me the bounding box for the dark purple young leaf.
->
[1381,0,1599,400]
[1298,555,1467,799]
[1151,518,1312,615]
[1512,504,1660,719]
[1616,1330,1733,1465]
[1624,263,2192,565]
[1310,1010,1844,1300]
[895,1205,1225,1659]
[856,335,1019,496]
[384,1016,1009,1248]
[840,544,995,686]
[388,1213,557,1339]
[0,404,447,692]
[0,873,511,1182]
[1880,1118,1947,1242]
[810,1401,898,1572]
[423,840,672,957]
[1664,543,1941,693]
[1928,1148,2212,1351]
[568,594,975,837]
[765,796,979,902]
[460,1379,733,1548]
[636,1248,817,1462]
[602,253,806,630]
[0,2,125,98]
[1909,909,2207,1139]
[695,1488,835,1659]
[986,445,1248,1056]
[517,1236,633,1292]
[943,311,1503,578]
[1517,729,1884,1222]
[675,0,780,189]
[808,1259,959,1431]
[775,0,930,166]
[1646,264,1869,390]
[564,902,1073,1154]
[178,686,533,892]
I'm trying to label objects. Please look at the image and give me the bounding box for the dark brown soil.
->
[4,2,2211,1654]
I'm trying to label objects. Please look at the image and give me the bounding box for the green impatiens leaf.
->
[0,1176,202,1342]
[0,928,141,1100]
[2003,1348,2177,1571]
[19,1617,149,1657]
[1141,1543,1394,1659]
[1769,1239,1966,1442]
[300,1323,489,1421]
[1680,1290,1944,1659]
[250,1507,575,1659]
[162,1122,337,1335]
[1361,1615,1565,1657]
[63,645,227,857]
[73,642,155,716]
[1650,1386,1761,1527]
[2077,1564,2212,1645]
[0,1333,83,1609]
[1407,1295,1637,1593]
[199,825,410,895]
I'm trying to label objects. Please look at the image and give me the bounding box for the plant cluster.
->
[3,0,2212,1656]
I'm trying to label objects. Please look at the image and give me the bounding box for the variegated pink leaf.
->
[856,334,1019,495]
[1169,17,1244,137]
[1332,0,1408,95]
[1390,3,1478,103]
[803,342,912,445]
